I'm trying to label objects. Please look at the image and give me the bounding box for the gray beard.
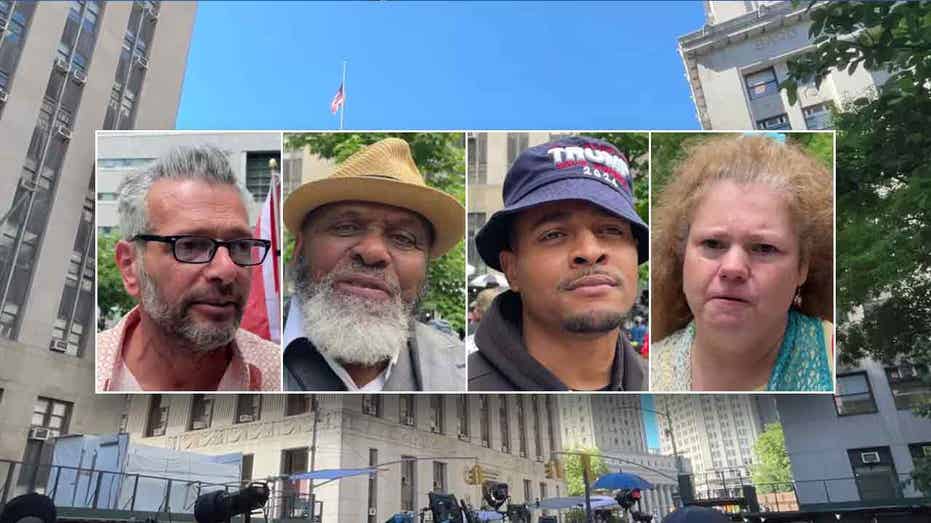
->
[138,264,239,353]
[294,264,414,367]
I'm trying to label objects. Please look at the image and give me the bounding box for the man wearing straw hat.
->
[282,137,466,391]
[469,136,648,391]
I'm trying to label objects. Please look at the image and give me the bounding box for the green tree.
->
[284,133,466,333]
[564,448,610,497]
[96,230,136,329]
[751,424,793,493]
[587,133,650,288]
[781,1,931,492]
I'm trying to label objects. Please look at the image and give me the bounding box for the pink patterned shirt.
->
[96,306,281,392]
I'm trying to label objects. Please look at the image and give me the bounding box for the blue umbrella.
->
[592,472,654,490]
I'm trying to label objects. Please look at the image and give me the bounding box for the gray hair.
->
[116,145,254,240]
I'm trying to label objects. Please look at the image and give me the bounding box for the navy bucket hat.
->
[475,136,648,271]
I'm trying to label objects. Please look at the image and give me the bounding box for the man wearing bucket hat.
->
[282,137,466,391]
[468,136,648,391]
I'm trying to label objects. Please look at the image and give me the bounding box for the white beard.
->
[295,265,414,367]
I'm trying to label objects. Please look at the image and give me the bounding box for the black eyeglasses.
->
[133,234,271,267]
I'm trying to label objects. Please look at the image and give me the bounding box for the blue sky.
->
[642,395,660,449]
[176,1,705,130]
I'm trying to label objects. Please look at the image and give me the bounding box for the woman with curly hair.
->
[650,135,833,391]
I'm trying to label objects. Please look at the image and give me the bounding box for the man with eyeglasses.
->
[96,145,281,392]
[282,137,466,391]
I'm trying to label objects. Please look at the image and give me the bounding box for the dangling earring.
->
[793,287,803,309]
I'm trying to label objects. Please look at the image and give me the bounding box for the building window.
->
[281,447,308,475]
[803,102,834,130]
[834,372,878,416]
[400,396,415,426]
[236,395,262,423]
[756,113,791,130]
[242,454,254,482]
[506,133,529,166]
[744,67,778,100]
[500,397,511,454]
[246,151,279,201]
[433,461,447,493]
[429,396,444,434]
[400,456,416,511]
[885,364,931,410]
[0,2,37,118]
[368,449,378,523]
[847,447,901,501]
[540,482,547,502]
[286,395,311,416]
[456,395,470,440]
[480,396,491,448]
[467,133,488,184]
[467,212,487,275]
[146,395,169,437]
[52,177,95,357]
[21,397,69,489]
[363,395,381,417]
[523,479,532,502]
[106,0,158,130]
[31,397,72,437]
[189,395,214,430]
[909,442,931,461]
[280,447,309,519]
[546,397,557,454]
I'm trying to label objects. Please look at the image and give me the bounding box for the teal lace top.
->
[651,309,834,391]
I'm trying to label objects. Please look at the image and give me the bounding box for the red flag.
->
[241,178,280,343]
[330,83,344,114]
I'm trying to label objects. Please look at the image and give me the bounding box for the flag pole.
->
[339,60,347,130]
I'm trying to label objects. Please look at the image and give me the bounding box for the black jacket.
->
[284,322,465,391]
[468,291,647,391]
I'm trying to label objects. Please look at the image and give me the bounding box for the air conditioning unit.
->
[54,56,70,72]
[861,451,881,464]
[150,427,166,437]
[56,125,72,140]
[49,339,68,352]
[0,88,8,103]
[133,55,149,70]
[368,508,376,516]
[238,414,254,423]
[192,420,207,430]
[29,427,51,440]
[405,416,414,425]
[72,68,87,85]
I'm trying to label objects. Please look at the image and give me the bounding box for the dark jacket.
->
[284,322,465,391]
[468,291,647,391]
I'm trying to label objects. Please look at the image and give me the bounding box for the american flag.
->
[241,174,280,343]
[330,83,344,114]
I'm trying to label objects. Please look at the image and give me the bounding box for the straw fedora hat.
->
[283,137,465,257]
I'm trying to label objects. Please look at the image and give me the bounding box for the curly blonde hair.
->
[651,135,833,341]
